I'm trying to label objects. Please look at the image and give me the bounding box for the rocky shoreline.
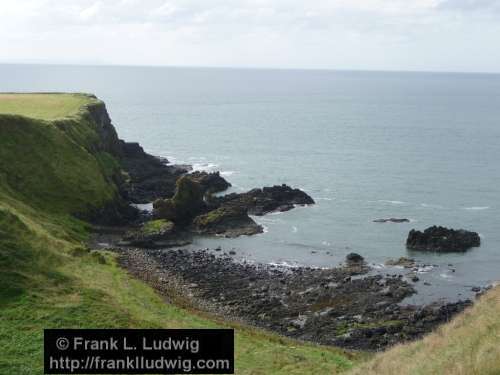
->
[89,140,476,352]
[113,245,471,351]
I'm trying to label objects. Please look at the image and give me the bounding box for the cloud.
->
[438,0,500,12]
[0,0,499,72]
[79,1,102,21]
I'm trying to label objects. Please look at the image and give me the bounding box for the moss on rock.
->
[142,219,175,235]
[192,205,262,237]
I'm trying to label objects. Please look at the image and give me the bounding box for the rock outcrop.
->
[406,226,480,252]
[151,177,313,239]
[192,206,263,237]
[153,175,206,224]
[188,171,231,194]
[120,142,188,203]
[120,219,191,248]
[346,253,364,263]
[213,184,315,216]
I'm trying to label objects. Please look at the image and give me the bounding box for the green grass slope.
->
[0,93,356,374]
[348,286,500,375]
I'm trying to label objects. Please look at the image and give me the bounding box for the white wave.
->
[192,162,219,172]
[292,226,298,233]
[321,241,331,246]
[377,200,406,205]
[314,197,334,201]
[268,261,301,268]
[131,203,154,212]
[253,216,281,224]
[420,203,444,209]
[220,171,235,176]
[463,206,490,210]
[440,273,453,279]
[417,266,434,273]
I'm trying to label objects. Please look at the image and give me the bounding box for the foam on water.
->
[420,203,444,209]
[192,162,219,172]
[377,200,406,205]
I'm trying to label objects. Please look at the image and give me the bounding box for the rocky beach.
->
[90,143,479,352]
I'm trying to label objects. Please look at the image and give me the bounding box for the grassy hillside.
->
[349,286,500,375]
[0,93,356,374]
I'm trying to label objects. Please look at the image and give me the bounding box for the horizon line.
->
[1,61,500,76]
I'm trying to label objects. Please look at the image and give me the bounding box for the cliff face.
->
[0,96,134,225]
[84,100,124,158]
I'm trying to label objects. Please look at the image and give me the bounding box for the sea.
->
[2,64,499,304]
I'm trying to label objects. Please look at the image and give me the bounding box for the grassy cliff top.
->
[0,93,98,120]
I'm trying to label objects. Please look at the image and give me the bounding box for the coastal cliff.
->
[0,93,353,374]
[0,95,124,219]
[1,93,498,374]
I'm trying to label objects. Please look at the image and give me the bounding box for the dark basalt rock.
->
[76,200,139,226]
[214,184,315,216]
[188,171,231,194]
[374,218,410,223]
[153,176,206,224]
[192,206,263,238]
[152,178,313,238]
[120,141,188,203]
[346,253,364,263]
[120,248,471,351]
[120,220,191,249]
[406,226,480,252]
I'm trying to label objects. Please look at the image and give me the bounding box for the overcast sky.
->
[2,0,500,72]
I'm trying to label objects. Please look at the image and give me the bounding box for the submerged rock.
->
[406,226,480,252]
[374,218,410,223]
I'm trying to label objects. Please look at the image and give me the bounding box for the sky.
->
[2,0,500,73]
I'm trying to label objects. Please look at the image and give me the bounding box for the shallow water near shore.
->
[2,64,500,304]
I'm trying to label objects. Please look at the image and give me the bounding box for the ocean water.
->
[2,64,500,303]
